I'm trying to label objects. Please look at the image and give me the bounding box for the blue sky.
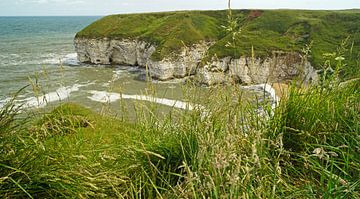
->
[1,0,360,16]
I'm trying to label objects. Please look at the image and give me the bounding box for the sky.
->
[1,0,360,16]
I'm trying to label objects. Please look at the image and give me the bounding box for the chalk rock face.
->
[148,42,210,80]
[74,38,156,66]
[196,68,228,85]
[136,41,156,66]
[75,38,112,64]
[197,52,318,85]
[109,40,138,65]
[75,38,318,85]
[74,38,210,80]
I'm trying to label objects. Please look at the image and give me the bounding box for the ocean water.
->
[0,17,97,96]
[0,16,191,112]
[0,16,265,115]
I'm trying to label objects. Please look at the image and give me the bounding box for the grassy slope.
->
[0,104,196,198]
[76,9,360,70]
[1,79,359,197]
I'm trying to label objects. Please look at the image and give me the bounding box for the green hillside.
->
[76,9,360,74]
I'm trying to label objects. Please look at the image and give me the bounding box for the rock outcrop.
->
[197,51,318,85]
[75,38,156,66]
[75,38,210,80]
[75,38,318,85]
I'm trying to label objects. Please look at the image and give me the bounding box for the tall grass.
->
[1,67,359,198]
[1,1,359,197]
[268,81,360,198]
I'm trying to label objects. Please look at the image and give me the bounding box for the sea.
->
[0,16,188,112]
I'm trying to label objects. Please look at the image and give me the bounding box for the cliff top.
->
[76,9,360,69]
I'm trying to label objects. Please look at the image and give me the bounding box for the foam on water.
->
[87,91,121,103]
[62,53,80,66]
[0,97,12,109]
[87,84,280,117]
[127,66,142,72]
[112,69,124,81]
[43,53,80,66]
[0,84,87,110]
[87,90,203,111]
[242,83,280,110]
[152,78,184,84]
[102,83,110,87]
[18,84,84,108]
[0,52,80,67]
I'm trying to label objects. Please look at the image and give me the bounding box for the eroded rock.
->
[75,38,318,85]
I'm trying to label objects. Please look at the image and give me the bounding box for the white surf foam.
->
[87,91,121,103]
[112,69,124,81]
[0,84,87,110]
[0,52,80,67]
[43,58,60,65]
[87,90,203,111]
[18,84,84,108]
[102,83,110,87]
[62,53,80,66]
[126,66,139,72]
[42,53,80,66]
[0,97,12,109]
[242,83,280,110]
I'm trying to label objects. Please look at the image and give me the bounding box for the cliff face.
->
[74,38,156,66]
[74,38,212,80]
[197,51,318,85]
[74,10,360,82]
[75,37,318,85]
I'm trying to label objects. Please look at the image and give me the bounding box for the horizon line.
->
[0,15,104,17]
[1,7,359,17]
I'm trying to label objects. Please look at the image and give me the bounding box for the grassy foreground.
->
[0,77,359,198]
[76,9,360,70]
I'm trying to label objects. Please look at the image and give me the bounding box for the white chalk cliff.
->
[75,38,318,85]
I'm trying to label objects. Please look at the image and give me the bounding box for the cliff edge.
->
[75,10,360,85]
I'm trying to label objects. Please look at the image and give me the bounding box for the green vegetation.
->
[268,81,360,197]
[76,9,360,71]
[0,103,197,198]
[1,7,359,199]
[1,73,359,197]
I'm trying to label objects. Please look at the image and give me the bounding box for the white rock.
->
[74,38,318,85]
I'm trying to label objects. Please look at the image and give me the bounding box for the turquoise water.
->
[0,16,99,97]
[0,16,192,112]
[0,17,261,115]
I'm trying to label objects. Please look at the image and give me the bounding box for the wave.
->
[0,97,12,109]
[112,69,124,81]
[0,83,90,110]
[62,53,80,66]
[19,84,84,108]
[242,83,280,110]
[87,90,203,111]
[0,52,80,67]
[87,84,280,114]
[43,53,79,66]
